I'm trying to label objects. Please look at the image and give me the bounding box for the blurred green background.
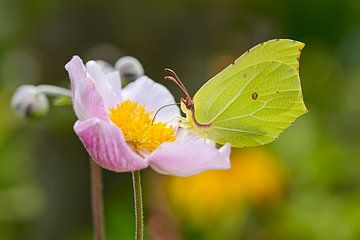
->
[1,0,360,239]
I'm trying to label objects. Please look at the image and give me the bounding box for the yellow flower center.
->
[109,100,176,152]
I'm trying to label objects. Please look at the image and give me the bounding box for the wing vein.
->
[213,126,276,138]
[208,64,282,123]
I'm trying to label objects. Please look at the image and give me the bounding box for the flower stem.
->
[132,170,144,240]
[90,160,105,240]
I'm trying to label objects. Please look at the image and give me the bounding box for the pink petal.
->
[74,118,148,172]
[147,132,231,177]
[122,76,180,126]
[65,56,108,121]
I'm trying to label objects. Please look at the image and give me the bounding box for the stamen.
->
[109,100,176,152]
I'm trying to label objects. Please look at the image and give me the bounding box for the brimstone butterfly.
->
[164,39,307,148]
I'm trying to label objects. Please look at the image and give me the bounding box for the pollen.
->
[109,100,176,152]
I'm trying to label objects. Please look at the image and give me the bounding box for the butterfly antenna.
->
[151,103,181,125]
[164,68,192,100]
[164,75,187,96]
[164,68,189,93]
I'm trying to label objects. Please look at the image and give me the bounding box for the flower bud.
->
[115,56,144,82]
[11,85,49,119]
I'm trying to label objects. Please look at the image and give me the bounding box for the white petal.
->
[86,61,122,109]
[95,60,115,74]
[122,76,180,125]
[147,130,231,177]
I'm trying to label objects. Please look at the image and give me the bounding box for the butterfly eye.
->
[252,92,258,100]
[187,99,194,110]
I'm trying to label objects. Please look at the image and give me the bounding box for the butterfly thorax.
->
[180,100,212,136]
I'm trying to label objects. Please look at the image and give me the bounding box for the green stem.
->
[90,160,105,240]
[132,170,144,240]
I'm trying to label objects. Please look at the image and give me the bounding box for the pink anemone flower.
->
[65,56,230,177]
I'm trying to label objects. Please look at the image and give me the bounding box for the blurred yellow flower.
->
[166,148,287,224]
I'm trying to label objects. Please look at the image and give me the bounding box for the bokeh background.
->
[1,0,360,239]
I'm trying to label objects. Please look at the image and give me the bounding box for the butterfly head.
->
[181,96,194,111]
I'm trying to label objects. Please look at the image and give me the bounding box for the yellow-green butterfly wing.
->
[187,39,307,147]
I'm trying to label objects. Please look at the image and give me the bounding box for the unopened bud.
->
[115,56,144,82]
[11,85,49,119]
